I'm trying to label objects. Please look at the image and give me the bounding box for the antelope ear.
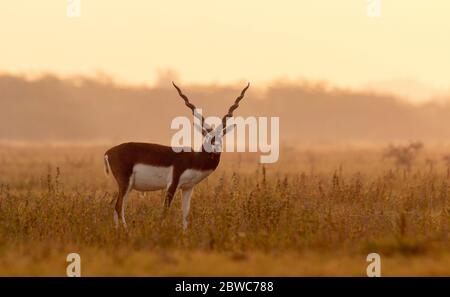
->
[193,122,208,136]
[203,122,212,131]
[222,124,237,136]
[209,124,224,139]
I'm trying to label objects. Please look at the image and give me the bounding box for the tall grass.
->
[0,144,448,275]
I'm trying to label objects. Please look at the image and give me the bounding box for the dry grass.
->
[0,143,449,276]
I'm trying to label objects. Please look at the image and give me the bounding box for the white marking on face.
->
[179,169,213,190]
[132,164,173,191]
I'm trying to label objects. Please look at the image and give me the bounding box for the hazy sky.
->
[1,1,449,91]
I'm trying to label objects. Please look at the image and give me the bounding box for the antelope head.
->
[172,81,250,154]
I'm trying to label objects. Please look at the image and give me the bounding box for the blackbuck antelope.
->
[104,82,250,230]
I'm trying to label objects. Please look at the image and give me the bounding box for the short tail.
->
[104,154,111,175]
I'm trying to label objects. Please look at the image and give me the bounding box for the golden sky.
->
[0,1,449,91]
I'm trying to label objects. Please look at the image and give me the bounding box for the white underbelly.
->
[132,164,173,191]
[178,169,213,190]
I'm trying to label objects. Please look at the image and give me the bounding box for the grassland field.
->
[0,143,449,276]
